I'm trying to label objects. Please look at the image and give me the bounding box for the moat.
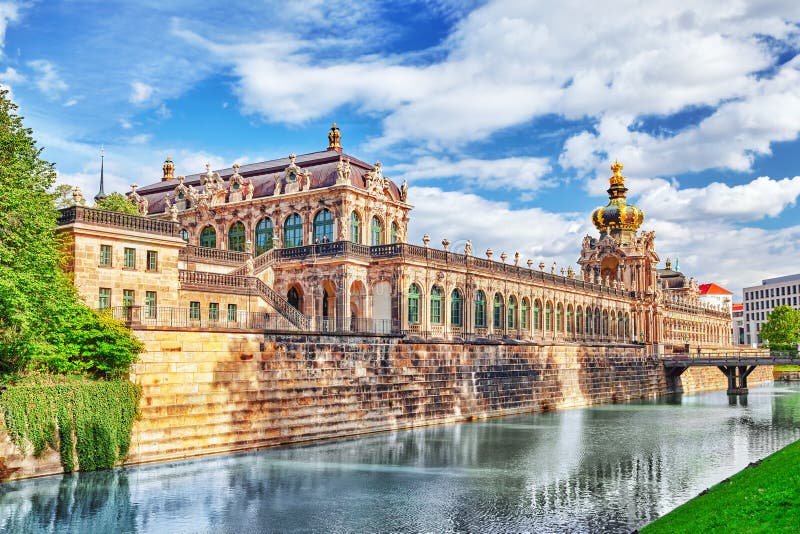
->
[2,383,799,533]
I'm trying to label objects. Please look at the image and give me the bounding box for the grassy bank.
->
[774,365,800,372]
[642,439,800,533]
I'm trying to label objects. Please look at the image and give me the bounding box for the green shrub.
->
[0,377,140,471]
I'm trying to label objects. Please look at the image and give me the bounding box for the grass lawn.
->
[641,439,800,533]
[774,365,800,372]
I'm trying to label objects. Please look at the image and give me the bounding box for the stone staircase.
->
[229,249,278,276]
[178,269,309,330]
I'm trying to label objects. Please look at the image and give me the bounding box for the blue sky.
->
[1,1,799,299]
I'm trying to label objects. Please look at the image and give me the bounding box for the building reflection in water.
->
[1,384,799,533]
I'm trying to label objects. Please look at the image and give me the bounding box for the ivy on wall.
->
[0,379,140,472]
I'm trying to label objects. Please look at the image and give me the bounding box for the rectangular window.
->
[145,291,157,319]
[190,301,200,320]
[99,244,112,266]
[227,303,237,322]
[209,302,219,321]
[122,289,135,308]
[124,247,136,269]
[146,250,158,271]
[98,288,111,310]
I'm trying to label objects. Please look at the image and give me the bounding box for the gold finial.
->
[610,159,625,186]
[327,122,342,152]
[665,258,672,270]
[162,156,175,181]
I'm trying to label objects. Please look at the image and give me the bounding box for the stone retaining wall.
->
[0,331,774,482]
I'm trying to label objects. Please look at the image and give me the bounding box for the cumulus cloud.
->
[28,59,68,98]
[408,186,590,268]
[409,183,800,298]
[0,1,18,58]
[176,0,800,162]
[647,218,800,298]
[0,65,22,83]
[130,81,153,104]
[637,176,800,223]
[389,156,553,191]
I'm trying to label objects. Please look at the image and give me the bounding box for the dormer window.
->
[288,171,296,182]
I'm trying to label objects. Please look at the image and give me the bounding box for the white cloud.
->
[637,176,800,223]
[119,118,134,129]
[176,0,800,162]
[28,59,68,98]
[155,102,171,119]
[130,81,153,104]
[647,218,800,299]
[408,186,590,268]
[128,133,152,145]
[389,156,553,191]
[0,65,23,83]
[0,2,18,58]
[562,57,800,194]
[409,185,800,299]
[63,98,78,107]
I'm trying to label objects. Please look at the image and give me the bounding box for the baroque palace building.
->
[59,125,731,350]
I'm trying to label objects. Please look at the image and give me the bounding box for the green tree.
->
[760,305,800,351]
[53,183,78,209]
[95,192,139,215]
[0,89,142,379]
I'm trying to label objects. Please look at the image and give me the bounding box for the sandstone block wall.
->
[125,332,666,465]
[0,331,775,482]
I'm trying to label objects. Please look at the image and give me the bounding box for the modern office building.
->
[742,273,800,345]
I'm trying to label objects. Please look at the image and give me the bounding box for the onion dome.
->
[591,160,644,237]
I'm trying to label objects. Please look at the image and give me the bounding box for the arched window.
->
[602,310,609,336]
[507,296,517,329]
[179,228,189,243]
[533,300,541,331]
[390,221,399,244]
[371,216,383,246]
[284,214,303,248]
[430,286,443,324]
[493,293,503,329]
[624,313,630,338]
[287,287,301,310]
[313,209,334,243]
[567,305,574,333]
[408,284,421,324]
[617,313,624,337]
[350,211,361,244]
[521,298,529,330]
[228,221,246,252]
[450,289,463,326]
[594,308,601,335]
[556,303,563,332]
[199,225,217,248]
[576,306,583,335]
[255,218,274,255]
[545,302,552,331]
[475,290,486,328]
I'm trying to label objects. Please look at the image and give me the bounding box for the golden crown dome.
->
[591,160,644,236]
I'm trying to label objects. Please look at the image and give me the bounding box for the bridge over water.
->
[662,351,797,395]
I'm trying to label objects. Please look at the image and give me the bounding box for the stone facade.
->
[2,126,762,482]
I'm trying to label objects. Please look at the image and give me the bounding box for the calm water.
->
[2,384,800,534]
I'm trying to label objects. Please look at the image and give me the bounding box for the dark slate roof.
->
[137,149,403,214]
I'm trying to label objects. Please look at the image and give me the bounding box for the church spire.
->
[94,146,107,203]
